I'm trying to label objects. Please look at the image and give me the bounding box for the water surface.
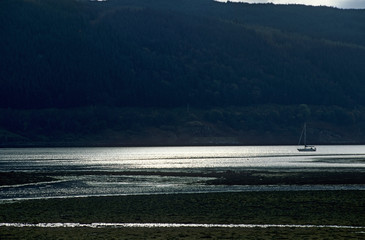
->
[1,145,365,201]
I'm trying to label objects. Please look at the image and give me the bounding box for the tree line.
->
[1,0,365,109]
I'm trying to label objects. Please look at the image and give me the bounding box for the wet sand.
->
[2,169,365,187]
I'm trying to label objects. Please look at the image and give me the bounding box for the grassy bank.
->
[1,191,365,239]
[1,227,363,240]
[2,191,365,225]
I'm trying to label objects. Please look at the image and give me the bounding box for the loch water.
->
[1,145,365,201]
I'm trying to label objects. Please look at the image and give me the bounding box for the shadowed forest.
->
[1,0,365,146]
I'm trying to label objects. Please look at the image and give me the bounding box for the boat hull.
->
[297,146,316,152]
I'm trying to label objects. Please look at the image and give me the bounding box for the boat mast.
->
[303,123,307,147]
[298,123,306,146]
[297,123,316,151]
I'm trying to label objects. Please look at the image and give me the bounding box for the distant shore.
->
[2,138,365,148]
[2,105,365,148]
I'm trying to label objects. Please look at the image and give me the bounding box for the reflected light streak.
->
[1,222,365,229]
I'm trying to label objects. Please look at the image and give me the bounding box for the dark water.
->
[1,146,365,201]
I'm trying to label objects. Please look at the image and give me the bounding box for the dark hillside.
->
[212,3,365,47]
[1,0,365,146]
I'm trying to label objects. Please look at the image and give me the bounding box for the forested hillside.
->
[1,0,365,146]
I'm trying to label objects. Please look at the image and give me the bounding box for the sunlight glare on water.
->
[1,145,365,201]
[1,145,365,171]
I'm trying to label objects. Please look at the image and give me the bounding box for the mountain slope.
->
[1,0,365,109]
[1,0,365,145]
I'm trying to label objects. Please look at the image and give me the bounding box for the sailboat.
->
[297,123,316,152]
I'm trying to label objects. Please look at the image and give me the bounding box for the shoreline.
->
[2,142,365,148]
